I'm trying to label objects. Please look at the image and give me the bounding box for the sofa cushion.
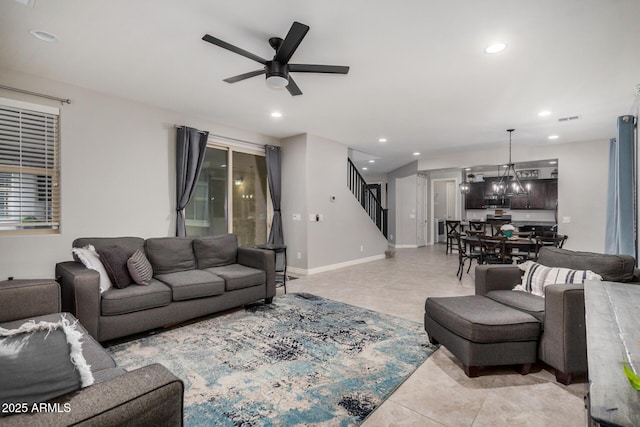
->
[194,234,238,269]
[97,246,133,289]
[146,237,196,274]
[205,264,265,291]
[425,295,540,343]
[101,279,172,315]
[0,315,94,409]
[537,246,636,282]
[154,270,225,301]
[485,290,545,324]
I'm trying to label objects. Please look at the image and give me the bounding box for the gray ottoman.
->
[425,295,541,377]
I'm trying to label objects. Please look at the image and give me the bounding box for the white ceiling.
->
[2,0,639,174]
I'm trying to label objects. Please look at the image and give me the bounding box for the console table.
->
[255,244,287,294]
[584,281,640,426]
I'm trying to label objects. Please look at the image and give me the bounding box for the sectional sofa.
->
[56,234,276,342]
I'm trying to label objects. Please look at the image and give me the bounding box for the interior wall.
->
[0,70,278,279]
[418,139,609,252]
[387,161,418,246]
[281,134,388,273]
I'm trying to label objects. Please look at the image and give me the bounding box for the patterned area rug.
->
[107,293,436,426]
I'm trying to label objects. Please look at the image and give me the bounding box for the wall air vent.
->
[558,115,580,122]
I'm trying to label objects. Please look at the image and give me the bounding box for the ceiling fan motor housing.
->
[266,60,289,81]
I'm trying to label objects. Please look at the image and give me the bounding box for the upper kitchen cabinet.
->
[465,182,485,209]
[510,179,557,210]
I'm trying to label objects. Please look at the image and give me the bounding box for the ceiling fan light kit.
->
[202,21,349,96]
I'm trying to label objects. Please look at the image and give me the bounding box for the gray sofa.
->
[425,246,638,384]
[56,234,276,342]
[0,279,183,426]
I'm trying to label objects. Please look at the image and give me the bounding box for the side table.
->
[255,244,287,294]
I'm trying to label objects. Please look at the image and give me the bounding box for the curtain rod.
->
[0,84,71,104]
[173,125,264,147]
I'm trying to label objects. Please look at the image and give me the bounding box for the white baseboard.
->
[287,254,386,276]
[389,244,419,249]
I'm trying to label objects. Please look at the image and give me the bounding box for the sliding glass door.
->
[185,146,268,246]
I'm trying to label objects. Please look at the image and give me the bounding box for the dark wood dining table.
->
[461,234,538,258]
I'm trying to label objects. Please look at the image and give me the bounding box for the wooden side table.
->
[255,244,287,294]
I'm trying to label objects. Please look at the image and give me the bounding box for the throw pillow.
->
[71,244,113,293]
[515,261,602,297]
[0,316,94,412]
[127,248,153,285]
[97,246,133,289]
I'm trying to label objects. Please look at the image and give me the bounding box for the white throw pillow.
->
[72,244,113,293]
[514,261,602,297]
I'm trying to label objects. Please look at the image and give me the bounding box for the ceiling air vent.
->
[558,115,580,122]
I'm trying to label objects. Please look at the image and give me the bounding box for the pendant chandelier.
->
[459,168,471,194]
[493,129,529,197]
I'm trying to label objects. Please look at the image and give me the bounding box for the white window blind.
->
[0,98,60,234]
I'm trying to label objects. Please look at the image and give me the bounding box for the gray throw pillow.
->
[98,246,133,289]
[0,316,94,413]
[127,248,153,285]
[194,234,238,269]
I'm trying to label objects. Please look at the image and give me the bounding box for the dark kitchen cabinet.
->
[510,179,557,210]
[465,182,485,209]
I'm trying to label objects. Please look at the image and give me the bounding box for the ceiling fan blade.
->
[286,76,302,96]
[274,22,309,64]
[223,69,266,83]
[202,34,267,64]
[289,64,350,74]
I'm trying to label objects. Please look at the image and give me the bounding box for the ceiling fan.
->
[202,21,350,96]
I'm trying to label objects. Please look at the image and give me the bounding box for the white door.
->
[417,175,426,246]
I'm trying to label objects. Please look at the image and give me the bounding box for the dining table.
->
[461,234,539,260]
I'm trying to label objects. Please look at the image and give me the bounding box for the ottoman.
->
[424,295,541,377]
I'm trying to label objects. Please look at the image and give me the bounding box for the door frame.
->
[430,177,461,245]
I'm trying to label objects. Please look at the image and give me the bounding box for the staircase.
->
[347,158,388,238]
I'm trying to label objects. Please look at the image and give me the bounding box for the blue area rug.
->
[107,293,436,426]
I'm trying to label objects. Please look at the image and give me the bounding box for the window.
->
[185,145,268,246]
[0,98,60,234]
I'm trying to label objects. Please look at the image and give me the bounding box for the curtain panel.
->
[605,115,636,257]
[176,126,209,237]
[265,145,283,245]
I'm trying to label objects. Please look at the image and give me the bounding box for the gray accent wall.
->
[0,69,279,279]
[281,133,388,273]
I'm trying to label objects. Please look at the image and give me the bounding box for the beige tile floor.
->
[282,245,588,427]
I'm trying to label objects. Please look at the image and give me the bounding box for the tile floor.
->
[283,245,588,427]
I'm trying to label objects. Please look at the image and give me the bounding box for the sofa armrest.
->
[237,247,276,298]
[1,363,184,427]
[474,264,522,295]
[0,280,60,323]
[55,261,101,341]
[539,284,587,375]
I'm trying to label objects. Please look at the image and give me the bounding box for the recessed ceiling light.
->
[465,167,472,171]
[362,167,368,170]
[548,135,559,140]
[549,160,557,164]
[485,43,506,54]
[270,111,282,118]
[538,110,551,117]
[368,160,375,163]
[220,164,227,168]
[413,152,420,156]
[30,29,58,43]
[378,138,387,143]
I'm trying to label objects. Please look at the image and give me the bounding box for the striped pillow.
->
[518,261,602,297]
[127,248,153,285]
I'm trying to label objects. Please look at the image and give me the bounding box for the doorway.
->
[430,178,459,244]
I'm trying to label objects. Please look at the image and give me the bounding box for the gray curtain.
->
[176,126,209,237]
[266,145,283,245]
[605,115,636,256]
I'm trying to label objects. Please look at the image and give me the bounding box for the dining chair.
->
[455,232,482,280]
[534,234,568,258]
[445,220,461,254]
[510,232,537,263]
[478,234,511,264]
[488,220,510,236]
[468,220,486,233]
